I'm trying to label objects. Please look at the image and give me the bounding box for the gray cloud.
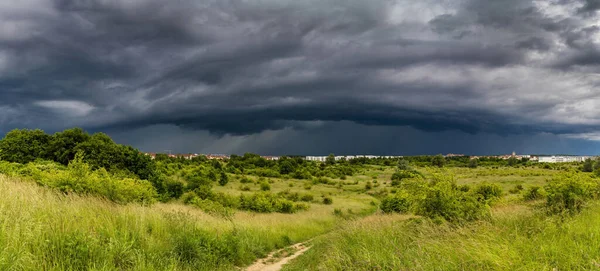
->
[0,0,600,153]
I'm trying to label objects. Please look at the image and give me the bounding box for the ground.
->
[0,163,587,270]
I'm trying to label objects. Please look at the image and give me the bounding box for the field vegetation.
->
[1,128,600,270]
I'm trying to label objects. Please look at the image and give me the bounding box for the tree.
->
[593,159,600,171]
[47,128,91,165]
[278,157,296,175]
[326,153,336,166]
[0,129,51,163]
[218,171,229,186]
[397,159,411,170]
[507,157,519,166]
[74,132,118,170]
[583,158,594,172]
[431,154,445,168]
[468,159,478,168]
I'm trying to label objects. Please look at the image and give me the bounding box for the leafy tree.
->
[74,132,118,170]
[218,171,229,186]
[278,157,295,175]
[326,153,336,166]
[47,128,91,165]
[593,159,600,171]
[468,159,478,168]
[397,159,411,170]
[583,158,594,172]
[507,157,519,166]
[431,154,445,168]
[0,129,51,163]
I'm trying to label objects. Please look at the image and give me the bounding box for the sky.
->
[1,0,600,155]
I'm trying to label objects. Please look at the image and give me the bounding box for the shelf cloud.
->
[1,0,599,154]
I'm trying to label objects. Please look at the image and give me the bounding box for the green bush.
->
[472,183,503,203]
[509,184,524,194]
[16,155,158,204]
[240,176,252,183]
[522,186,544,201]
[300,194,314,202]
[545,174,598,215]
[413,175,490,223]
[380,192,411,213]
[218,171,229,186]
[260,182,271,191]
[165,179,185,199]
[239,192,309,213]
[322,196,333,205]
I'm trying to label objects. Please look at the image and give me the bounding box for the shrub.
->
[260,182,271,191]
[397,159,411,170]
[509,184,524,194]
[365,181,372,190]
[413,176,489,223]
[322,196,333,205]
[458,184,470,192]
[545,174,598,215]
[240,185,251,191]
[472,183,503,203]
[239,192,309,213]
[218,171,229,186]
[165,179,185,199]
[391,170,421,186]
[36,154,157,204]
[522,186,544,201]
[300,194,314,202]
[380,192,411,213]
[240,176,252,183]
[333,208,343,216]
[468,159,478,168]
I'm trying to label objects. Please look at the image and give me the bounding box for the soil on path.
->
[245,242,311,271]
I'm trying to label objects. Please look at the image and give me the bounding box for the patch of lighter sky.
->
[35,100,95,117]
[388,0,456,25]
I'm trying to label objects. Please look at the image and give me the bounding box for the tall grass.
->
[0,174,339,270]
[285,203,600,270]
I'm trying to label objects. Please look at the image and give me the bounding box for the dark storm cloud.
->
[578,0,600,13]
[0,0,600,147]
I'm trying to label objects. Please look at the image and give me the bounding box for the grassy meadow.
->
[0,129,597,270]
[2,158,592,270]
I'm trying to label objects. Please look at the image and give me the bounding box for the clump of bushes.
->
[391,170,422,186]
[3,154,157,204]
[522,186,544,201]
[240,176,252,183]
[301,194,314,202]
[380,192,411,213]
[472,183,503,204]
[509,184,524,194]
[322,196,333,205]
[544,174,598,215]
[239,192,309,213]
[380,174,490,223]
[260,182,271,191]
[277,190,315,203]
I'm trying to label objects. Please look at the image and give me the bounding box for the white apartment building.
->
[538,156,592,163]
[305,156,327,162]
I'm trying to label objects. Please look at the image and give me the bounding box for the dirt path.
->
[245,242,311,271]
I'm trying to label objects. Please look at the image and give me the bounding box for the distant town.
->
[143,152,597,163]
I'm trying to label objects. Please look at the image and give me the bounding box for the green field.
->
[1,128,599,270]
[3,159,596,270]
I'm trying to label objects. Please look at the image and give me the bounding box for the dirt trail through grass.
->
[245,241,311,271]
